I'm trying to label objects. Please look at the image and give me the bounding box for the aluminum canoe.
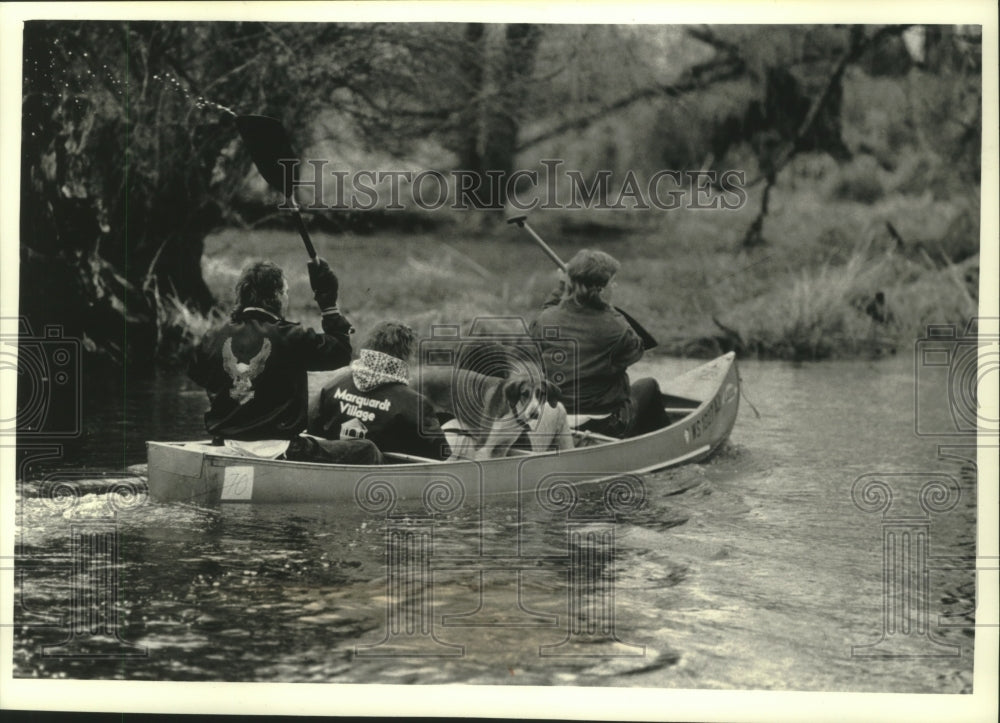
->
[146,353,739,506]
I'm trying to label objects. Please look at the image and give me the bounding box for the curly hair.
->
[363,321,416,361]
[564,249,620,307]
[232,260,285,317]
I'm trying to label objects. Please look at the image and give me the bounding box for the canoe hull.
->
[147,353,739,505]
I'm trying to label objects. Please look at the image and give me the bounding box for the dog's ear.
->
[504,378,525,410]
[543,380,561,407]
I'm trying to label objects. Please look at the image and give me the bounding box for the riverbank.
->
[174,175,978,363]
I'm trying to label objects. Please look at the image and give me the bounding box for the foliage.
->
[20,21,463,360]
[192,184,979,363]
[19,21,983,365]
[152,289,227,367]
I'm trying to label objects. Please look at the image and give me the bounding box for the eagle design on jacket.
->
[222,337,271,405]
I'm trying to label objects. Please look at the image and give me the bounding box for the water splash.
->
[195,98,237,118]
[32,51,239,119]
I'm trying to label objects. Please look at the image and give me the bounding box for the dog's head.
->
[503,374,561,428]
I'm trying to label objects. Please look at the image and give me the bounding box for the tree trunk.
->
[454,23,542,216]
[482,23,542,213]
[18,22,232,365]
[456,23,485,176]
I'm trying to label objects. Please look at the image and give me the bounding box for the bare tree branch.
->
[516,57,746,153]
[744,24,912,188]
[685,25,743,58]
[738,24,913,247]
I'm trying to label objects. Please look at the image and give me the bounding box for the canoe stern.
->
[147,442,220,505]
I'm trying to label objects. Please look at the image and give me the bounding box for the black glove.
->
[307,257,339,312]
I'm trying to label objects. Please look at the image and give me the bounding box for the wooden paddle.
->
[234,114,317,259]
[507,215,658,350]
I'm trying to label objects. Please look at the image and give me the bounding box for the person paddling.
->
[189,257,381,464]
[530,248,668,438]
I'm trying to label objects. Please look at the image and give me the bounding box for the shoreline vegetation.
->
[159,155,979,365]
[20,23,982,368]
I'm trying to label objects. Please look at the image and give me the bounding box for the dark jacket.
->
[530,293,644,414]
[310,363,450,461]
[189,307,352,440]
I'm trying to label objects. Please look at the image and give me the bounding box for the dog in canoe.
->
[415,366,574,460]
[306,359,574,461]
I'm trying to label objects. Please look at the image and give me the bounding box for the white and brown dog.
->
[416,367,574,460]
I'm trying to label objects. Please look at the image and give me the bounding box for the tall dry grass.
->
[151,287,226,365]
[718,245,978,359]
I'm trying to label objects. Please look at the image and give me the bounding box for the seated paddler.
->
[530,248,668,439]
[310,321,452,461]
[188,257,382,464]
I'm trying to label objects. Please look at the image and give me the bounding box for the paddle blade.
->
[615,306,658,351]
[234,115,298,197]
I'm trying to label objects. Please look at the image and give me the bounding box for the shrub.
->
[829,155,886,203]
[718,248,976,359]
[153,291,226,366]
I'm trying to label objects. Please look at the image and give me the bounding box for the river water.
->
[11,355,979,693]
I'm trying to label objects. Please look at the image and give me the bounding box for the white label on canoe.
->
[222,466,254,500]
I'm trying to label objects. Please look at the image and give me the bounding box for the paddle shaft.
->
[512,218,567,272]
[289,201,317,260]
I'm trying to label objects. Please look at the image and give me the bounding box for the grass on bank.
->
[152,285,226,365]
[161,153,979,364]
[721,245,978,359]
